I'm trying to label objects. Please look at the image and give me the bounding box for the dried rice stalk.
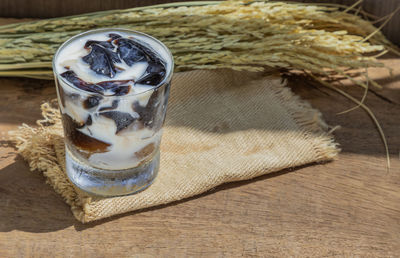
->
[0,0,397,78]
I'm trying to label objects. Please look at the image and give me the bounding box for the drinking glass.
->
[52,29,173,196]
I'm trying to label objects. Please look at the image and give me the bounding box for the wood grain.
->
[0,19,399,257]
[0,0,399,45]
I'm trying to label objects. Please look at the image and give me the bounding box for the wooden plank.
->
[0,18,399,257]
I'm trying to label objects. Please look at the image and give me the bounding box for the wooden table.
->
[0,20,399,257]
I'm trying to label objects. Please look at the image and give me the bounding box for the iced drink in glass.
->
[53,28,173,196]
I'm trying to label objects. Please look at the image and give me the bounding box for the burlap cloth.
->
[10,69,339,223]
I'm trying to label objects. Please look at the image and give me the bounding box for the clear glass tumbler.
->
[52,29,173,196]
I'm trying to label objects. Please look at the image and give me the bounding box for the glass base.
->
[65,147,159,197]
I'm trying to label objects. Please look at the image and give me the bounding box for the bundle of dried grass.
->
[0,0,397,80]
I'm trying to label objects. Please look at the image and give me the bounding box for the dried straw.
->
[0,0,397,77]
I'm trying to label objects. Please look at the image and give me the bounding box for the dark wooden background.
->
[0,0,399,45]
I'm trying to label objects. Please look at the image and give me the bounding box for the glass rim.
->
[52,28,174,98]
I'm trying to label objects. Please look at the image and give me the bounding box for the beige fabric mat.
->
[10,69,339,223]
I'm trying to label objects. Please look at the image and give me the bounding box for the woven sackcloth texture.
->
[10,69,339,223]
